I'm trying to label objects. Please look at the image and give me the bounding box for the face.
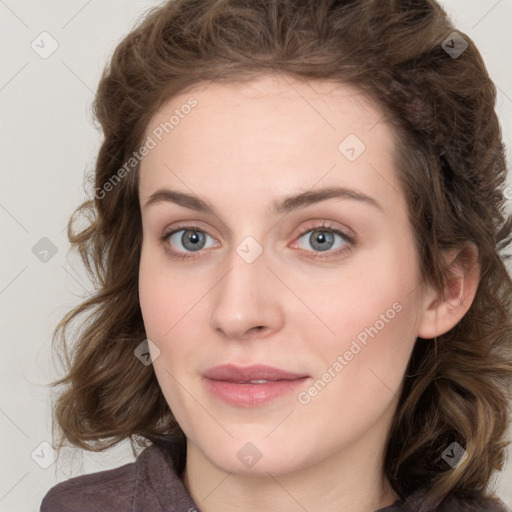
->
[138,74,426,476]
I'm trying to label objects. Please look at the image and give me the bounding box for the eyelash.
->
[160,221,356,261]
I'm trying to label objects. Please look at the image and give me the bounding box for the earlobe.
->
[417,244,480,340]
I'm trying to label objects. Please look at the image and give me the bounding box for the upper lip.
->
[203,364,309,382]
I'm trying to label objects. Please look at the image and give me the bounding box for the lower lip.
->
[203,377,309,407]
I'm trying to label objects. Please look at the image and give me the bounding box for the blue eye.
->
[161,222,356,261]
[295,228,349,252]
[162,226,217,258]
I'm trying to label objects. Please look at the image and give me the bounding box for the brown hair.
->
[49,0,512,510]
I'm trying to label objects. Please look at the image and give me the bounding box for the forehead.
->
[143,73,388,146]
[138,74,402,212]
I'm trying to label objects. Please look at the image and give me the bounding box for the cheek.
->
[297,252,416,347]
[138,244,201,341]
[138,248,199,416]
[306,287,419,416]
[297,297,418,442]
[292,245,420,404]
[138,246,214,397]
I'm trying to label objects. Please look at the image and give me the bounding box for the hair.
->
[49,0,512,510]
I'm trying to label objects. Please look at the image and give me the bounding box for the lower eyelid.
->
[165,228,217,251]
[291,229,351,252]
[162,225,355,258]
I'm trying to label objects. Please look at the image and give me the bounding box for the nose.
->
[209,245,284,342]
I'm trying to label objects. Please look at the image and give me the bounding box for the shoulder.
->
[395,488,511,512]
[438,491,511,512]
[39,460,136,512]
[39,441,189,512]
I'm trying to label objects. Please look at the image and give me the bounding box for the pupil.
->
[311,230,333,252]
[183,230,205,251]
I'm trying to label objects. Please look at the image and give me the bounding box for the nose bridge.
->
[209,236,282,339]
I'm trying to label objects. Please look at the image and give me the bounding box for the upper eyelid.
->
[292,225,354,248]
[163,223,353,249]
[163,222,349,238]
[163,226,354,263]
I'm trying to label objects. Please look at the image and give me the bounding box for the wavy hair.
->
[49,0,512,510]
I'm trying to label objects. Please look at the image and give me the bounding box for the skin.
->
[137,73,480,512]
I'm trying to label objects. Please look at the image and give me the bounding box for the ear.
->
[417,243,480,339]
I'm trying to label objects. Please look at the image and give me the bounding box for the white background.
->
[1,0,511,510]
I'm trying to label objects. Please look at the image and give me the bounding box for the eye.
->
[160,221,356,261]
[291,221,355,260]
[161,225,217,259]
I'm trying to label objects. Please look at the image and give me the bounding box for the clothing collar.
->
[132,441,200,512]
[131,440,404,512]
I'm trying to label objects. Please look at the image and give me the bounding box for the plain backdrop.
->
[1,0,511,510]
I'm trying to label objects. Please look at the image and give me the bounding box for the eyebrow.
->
[143,186,383,215]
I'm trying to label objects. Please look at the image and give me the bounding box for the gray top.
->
[40,441,510,512]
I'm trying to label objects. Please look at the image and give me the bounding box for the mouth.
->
[202,364,310,407]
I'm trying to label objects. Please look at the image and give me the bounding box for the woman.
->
[40,0,512,511]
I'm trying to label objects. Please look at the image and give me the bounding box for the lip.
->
[202,364,310,407]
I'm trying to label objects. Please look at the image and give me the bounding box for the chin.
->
[190,433,316,477]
